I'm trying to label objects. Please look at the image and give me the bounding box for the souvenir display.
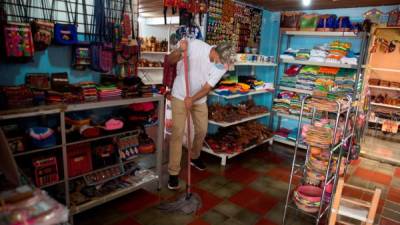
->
[114,131,139,161]
[0,186,68,225]
[208,100,268,123]
[33,156,59,187]
[84,165,123,185]
[67,143,93,177]
[387,8,400,27]
[205,121,273,154]
[140,37,168,52]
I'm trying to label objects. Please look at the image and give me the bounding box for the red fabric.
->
[163,55,177,89]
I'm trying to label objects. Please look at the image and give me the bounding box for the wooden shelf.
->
[371,102,400,110]
[369,85,400,92]
[202,137,273,166]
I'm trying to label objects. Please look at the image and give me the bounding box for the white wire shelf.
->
[208,112,270,127]
[140,51,169,55]
[283,31,358,37]
[234,62,277,67]
[274,111,311,123]
[209,89,274,99]
[281,59,358,69]
[70,173,158,215]
[279,86,313,95]
[273,136,307,149]
[138,67,164,70]
[202,137,273,166]
[369,85,400,92]
[371,102,400,110]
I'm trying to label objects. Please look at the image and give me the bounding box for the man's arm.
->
[167,49,183,64]
[184,83,212,109]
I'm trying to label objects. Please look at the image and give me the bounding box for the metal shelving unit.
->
[208,113,270,127]
[0,95,165,223]
[273,30,369,151]
[203,137,274,166]
[203,57,277,166]
[282,95,353,225]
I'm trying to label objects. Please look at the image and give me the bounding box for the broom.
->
[158,42,202,214]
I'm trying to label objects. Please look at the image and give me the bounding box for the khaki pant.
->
[168,97,208,176]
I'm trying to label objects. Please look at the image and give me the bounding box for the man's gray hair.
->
[215,42,236,64]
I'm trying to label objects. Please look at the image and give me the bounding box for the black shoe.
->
[190,158,206,171]
[168,175,180,190]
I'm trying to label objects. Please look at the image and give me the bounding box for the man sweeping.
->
[167,39,235,190]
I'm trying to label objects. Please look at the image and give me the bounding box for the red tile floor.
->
[75,144,400,225]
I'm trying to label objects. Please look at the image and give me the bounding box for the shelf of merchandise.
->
[209,89,274,99]
[0,95,165,223]
[371,102,400,109]
[70,173,158,215]
[141,51,169,55]
[280,86,313,95]
[274,111,311,123]
[281,59,358,69]
[202,137,273,166]
[13,145,63,157]
[208,112,270,127]
[283,31,359,37]
[369,85,400,91]
[365,67,400,73]
[272,136,307,150]
[204,55,277,166]
[274,31,368,159]
[234,62,277,67]
[282,95,354,225]
[137,67,164,70]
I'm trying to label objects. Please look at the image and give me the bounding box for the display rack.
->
[364,26,400,139]
[0,95,165,223]
[203,61,277,166]
[272,30,369,149]
[282,95,353,225]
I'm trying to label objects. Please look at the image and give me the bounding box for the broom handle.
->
[183,43,192,198]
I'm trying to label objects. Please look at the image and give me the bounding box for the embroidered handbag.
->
[72,42,91,70]
[26,73,50,90]
[32,20,54,51]
[4,22,35,62]
[300,14,318,31]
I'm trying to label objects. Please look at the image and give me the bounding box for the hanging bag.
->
[335,16,353,32]
[3,0,35,62]
[72,0,91,70]
[316,14,336,32]
[280,12,303,31]
[31,0,54,51]
[300,14,318,31]
[163,0,177,24]
[53,0,78,45]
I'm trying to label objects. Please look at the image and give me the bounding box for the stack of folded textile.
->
[139,85,154,97]
[309,45,329,62]
[46,91,64,104]
[274,128,290,139]
[273,91,295,114]
[2,86,33,108]
[80,82,98,102]
[331,69,356,98]
[296,66,318,91]
[280,48,298,60]
[97,85,122,99]
[280,75,298,88]
[326,41,351,64]
[313,67,338,98]
[295,49,311,61]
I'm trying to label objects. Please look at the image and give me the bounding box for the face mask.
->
[214,63,225,70]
